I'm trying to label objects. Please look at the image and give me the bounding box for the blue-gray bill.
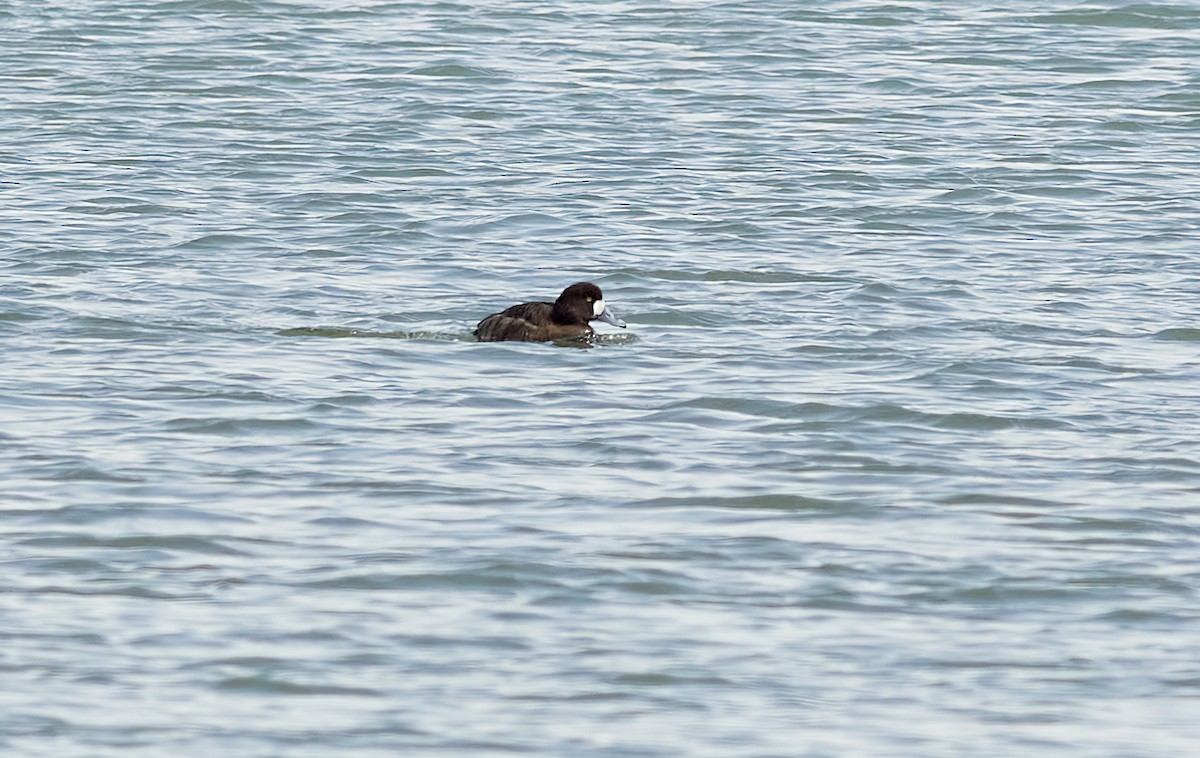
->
[597,306,626,328]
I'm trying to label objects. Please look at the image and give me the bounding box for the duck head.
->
[552,282,626,328]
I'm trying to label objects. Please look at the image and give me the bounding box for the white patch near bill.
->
[593,298,605,318]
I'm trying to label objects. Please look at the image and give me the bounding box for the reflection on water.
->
[277,327,469,340]
[277,327,639,346]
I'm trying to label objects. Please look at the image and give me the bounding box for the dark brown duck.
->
[474,282,626,343]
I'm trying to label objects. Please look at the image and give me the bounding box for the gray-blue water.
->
[4,1,1200,755]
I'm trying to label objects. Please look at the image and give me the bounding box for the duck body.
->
[474,282,625,343]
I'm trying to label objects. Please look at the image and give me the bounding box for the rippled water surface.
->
[5,1,1200,755]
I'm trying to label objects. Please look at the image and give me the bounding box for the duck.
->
[474,282,626,343]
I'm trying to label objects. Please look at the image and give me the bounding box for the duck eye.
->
[586,297,593,302]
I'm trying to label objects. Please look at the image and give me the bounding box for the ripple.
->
[17,534,250,556]
[405,63,504,78]
[1030,9,1200,29]
[161,417,320,435]
[637,494,864,514]
[215,677,380,697]
[1152,327,1200,341]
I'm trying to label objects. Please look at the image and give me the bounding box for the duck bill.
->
[596,305,626,328]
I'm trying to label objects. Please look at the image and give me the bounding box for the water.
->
[4,1,1200,755]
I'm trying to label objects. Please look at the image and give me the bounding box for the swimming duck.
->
[474,282,626,343]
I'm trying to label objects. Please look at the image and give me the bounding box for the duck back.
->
[475,301,563,342]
